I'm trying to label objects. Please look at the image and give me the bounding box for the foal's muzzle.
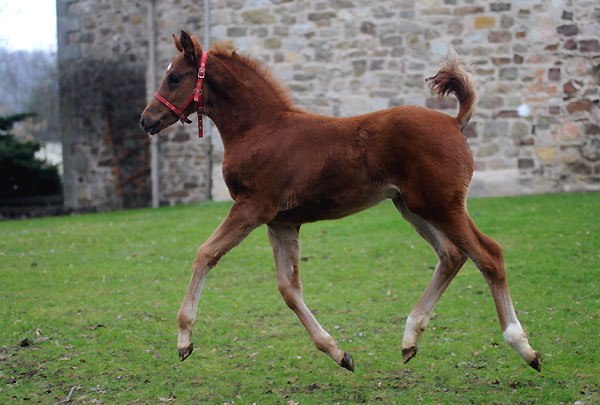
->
[140,115,161,135]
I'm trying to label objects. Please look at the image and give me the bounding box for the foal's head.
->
[140,31,206,135]
[141,31,300,136]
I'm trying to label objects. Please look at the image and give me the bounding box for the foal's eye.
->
[168,73,182,86]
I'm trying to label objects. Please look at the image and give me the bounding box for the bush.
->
[0,114,62,197]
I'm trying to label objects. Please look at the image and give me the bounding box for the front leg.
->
[177,200,272,361]
[268,223,353,371]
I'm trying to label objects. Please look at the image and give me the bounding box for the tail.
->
[426,49,478,130]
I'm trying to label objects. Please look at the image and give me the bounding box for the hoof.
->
[529,351,542,372]
[178,343,193,362]
[402,346,417,364]
[340,352,354,372]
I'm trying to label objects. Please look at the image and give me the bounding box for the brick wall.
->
[58,0,600,210]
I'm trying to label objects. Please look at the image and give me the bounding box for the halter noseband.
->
[154,51,208,138]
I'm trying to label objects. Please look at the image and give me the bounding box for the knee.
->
[278,281,301,310]
[478,239,506,280]
[438,244,467,268]
[487,239,504,262]
[194,249,221,269]
[277,264,302,301]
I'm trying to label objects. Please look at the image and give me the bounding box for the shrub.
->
[0,114,62,197]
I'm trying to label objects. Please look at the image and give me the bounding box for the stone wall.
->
[206,0,599,197]
[58,0,215,209]
[58,0,600,210]
[57,0,152,210]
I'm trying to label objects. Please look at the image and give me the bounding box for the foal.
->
[140,31,541,372]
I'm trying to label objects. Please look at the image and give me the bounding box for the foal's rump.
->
[361,105,474,219]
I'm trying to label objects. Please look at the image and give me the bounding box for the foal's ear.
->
[180,30,203,66]
[173,34,184,53]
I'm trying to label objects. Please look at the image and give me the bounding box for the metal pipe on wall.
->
[148,0,211,205]
[148,0,159,208]
[204,0,213,201]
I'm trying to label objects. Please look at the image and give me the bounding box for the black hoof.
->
[529,351,542,372]
[340,352,354,372]
[178,343,193,362]
[402,346,417,364]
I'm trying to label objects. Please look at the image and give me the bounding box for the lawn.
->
[0,192,598,404]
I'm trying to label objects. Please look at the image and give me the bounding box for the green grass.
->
[1,193,598,404]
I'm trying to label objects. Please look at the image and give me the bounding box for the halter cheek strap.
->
[154,51,208,138]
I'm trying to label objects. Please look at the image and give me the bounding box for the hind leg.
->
[432,208,541,371]
[394,196,468,363]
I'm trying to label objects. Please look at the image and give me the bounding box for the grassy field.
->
[0,192,598,404]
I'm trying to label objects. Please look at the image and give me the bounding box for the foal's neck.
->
[205,52,298,145]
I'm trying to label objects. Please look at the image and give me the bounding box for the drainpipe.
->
[148,0,159,208]
[204,0,213,200]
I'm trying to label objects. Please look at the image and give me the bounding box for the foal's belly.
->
[271,186,398,225]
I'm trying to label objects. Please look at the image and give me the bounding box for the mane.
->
[210,46,304,113]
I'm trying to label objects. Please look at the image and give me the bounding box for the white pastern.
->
[402,314,428,348]
[502,322,534,361]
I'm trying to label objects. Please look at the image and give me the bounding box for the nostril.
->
[140,116,160,134]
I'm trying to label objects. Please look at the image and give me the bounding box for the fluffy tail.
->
[426,49,478,130]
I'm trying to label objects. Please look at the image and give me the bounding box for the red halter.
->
[154,51,207,138]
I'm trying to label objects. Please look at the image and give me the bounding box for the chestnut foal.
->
[140,31,541,372]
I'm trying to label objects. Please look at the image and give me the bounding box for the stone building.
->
[57,0,600,211]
